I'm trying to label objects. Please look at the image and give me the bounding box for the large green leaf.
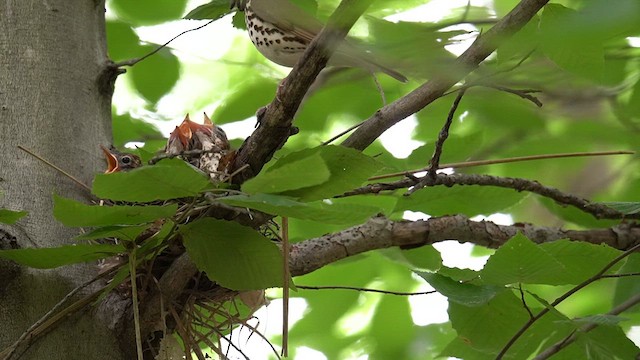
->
[218,193,381,225]
[111,0,188,26]
[180,218,283,290]
[128,46,180,104]
[0,208,27,224]
[264,146,384,201]
[0,244,124,269]
[53,195,177,227]
[539,4,604,82]
[443,290,574,358]
[242,153,331,194]
[417,272,503,307]
[481,234,621,286]
[394,185,526,217]
[92,158,211,202]
[568,326,640,360]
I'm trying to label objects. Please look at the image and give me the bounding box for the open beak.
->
[101,145,120,174]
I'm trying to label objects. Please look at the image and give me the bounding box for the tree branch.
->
[341,0,550,150]
[288,215,640,277]
[339,173,636,220]
[230,0,375,184]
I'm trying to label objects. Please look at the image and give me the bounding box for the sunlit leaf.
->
[92,158,211,202]
[180,218,283,290]
[218,193,381,225]
[395,185,526,217]
[266,146,384,201]
[0,244,124,269]
[242,153,331,194]
[53,195,177,227]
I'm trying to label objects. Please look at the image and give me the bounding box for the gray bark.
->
[0,1,123,358]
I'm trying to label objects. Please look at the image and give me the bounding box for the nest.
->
[97,114,282,360]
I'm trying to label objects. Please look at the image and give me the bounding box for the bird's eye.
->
[121,156,132,164]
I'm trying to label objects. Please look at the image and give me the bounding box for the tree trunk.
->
[0,1,123,358]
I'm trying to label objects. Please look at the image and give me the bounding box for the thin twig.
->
[496,242,640,359]
[369,151,635,181]
[17,145,92,193]
[406,88,467,195]
[129,250,144,360]
[280,217,290,358]
[518,284,534,319]
[342,172,637,220]
[297,285,437,296]
[533,292,640,360]
[148,147,227,165]
[114,20,216,67]
[428,89,467,176]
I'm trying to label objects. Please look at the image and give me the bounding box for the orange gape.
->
[100,145,142,173]
[165,113,235,181]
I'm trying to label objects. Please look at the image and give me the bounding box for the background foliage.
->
[3,0,639,359]
[103,0,640,358]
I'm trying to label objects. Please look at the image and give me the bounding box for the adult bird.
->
[231,0,407,82]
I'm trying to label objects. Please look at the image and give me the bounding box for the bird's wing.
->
[250,0,323,43]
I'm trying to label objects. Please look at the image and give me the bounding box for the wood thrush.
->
[101,145,142,173]
[232,0,407,82]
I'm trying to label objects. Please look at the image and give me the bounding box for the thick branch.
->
[341,0,550,150]
[231,0,374,184]
[289,215,640,276]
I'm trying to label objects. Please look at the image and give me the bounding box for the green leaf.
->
[0,244,124,269]
[128,47,180,104]
[53,195,177,227]
[242,153,331,194]
[0,209,27,224]
[266,146,384,202]
[481,233,570,285]
[444,290,574,358]
[571,326,640,360]
[106,21,141,61]
[180,218,283,290]
[218,193,381,225]
[481,235,622,286]
[184,0,234,20]
[540,4,604,81]
[75,224,153,241]
[601,201,640,215]
[110,0,188,26]
[382,246,442,272]
[395,186,526,217]
[92,158,212,202]
[112,112,163,148]
[416,272,503,306]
